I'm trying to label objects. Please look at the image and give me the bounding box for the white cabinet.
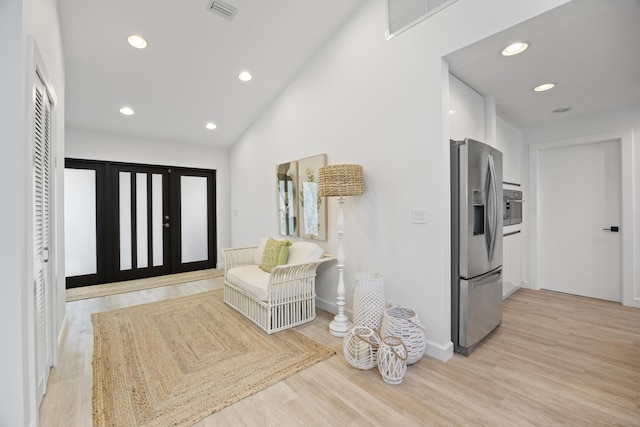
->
[503,228,522,298]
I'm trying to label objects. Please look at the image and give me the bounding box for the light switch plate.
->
[412,208,427,224]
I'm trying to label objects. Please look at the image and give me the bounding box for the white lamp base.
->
[329,316,353,337]
[329,196,352,337]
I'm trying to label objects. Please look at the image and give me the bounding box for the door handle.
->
[487,154,498,262]
[164,223,170,228]
[602,226,619,232]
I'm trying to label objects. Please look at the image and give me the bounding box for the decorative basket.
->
[343,326,380,370]
[352,272,385,330]
[377,336,407,385]
[380,307,426,365]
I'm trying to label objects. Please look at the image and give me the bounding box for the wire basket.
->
[377,336,407,385]
[343,326,380,370]
[352,272,385,330]
[380,307,426,365]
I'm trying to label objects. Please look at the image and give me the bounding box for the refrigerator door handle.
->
[487,154,498,262]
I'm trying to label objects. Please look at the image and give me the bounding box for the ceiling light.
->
[238,71,252,82]
[501,42,529,56]
[205,122,217,130]
[533,83,556,92]
[119,106,135,116]
[127,34,147,49]
[449,109,456,115]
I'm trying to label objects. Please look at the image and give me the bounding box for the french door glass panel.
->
[152,174,164,267]
[136,173,148,269]
[64,168,97,276]
[180,175,208,263]
[119,172,132,270]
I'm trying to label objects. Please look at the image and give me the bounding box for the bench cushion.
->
[227,265,270,301]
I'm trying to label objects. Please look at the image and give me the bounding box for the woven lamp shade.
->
[318,164,364,197]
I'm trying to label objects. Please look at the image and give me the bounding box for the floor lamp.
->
[318,164,365,337]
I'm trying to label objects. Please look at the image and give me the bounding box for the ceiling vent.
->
[207,0,237,21]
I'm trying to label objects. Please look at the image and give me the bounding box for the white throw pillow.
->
[253,237,269,265]
[287,242,324,265]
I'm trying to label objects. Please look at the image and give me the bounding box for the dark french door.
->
[65,159,216,288]
[110,163,172,282]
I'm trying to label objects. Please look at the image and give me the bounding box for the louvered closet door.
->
[33,73,53,405]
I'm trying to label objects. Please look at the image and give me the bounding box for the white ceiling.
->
[445,0,640,129]
[57,0,364,148]
[58,0,640,149]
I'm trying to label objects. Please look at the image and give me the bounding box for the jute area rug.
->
[66,269,224,302]
[92,289,335,427]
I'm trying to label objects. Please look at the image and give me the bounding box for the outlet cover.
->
[412,208,427,224]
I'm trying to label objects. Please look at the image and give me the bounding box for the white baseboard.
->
[316,297,354,318]
[521,280,533,289]
[315,296,337,315]
[425,339,454,362]
[55,313,68,366]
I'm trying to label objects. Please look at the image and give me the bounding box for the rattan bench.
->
[222,242,332,334]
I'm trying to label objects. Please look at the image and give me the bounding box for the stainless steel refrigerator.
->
[450,138,503,356]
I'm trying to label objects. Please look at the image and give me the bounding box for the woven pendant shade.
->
[318,164,364,197]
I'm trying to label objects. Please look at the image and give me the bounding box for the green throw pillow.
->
[259,238,291,273]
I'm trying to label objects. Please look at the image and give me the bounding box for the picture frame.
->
[275,161,298,237]
[297,154,327,241]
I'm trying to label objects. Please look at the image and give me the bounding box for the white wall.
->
[65,128,232,263]
[523,105,640,307]
[0,0,65,425]
[228,0,569,361]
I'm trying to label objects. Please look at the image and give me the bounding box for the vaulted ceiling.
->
[58,0,640,149]
[57,0,364,148]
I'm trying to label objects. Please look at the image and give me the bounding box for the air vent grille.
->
[207,0,237,21]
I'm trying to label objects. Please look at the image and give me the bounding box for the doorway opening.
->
[529,130,635,307]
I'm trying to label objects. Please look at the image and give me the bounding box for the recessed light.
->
[501,42,529,56]
[238,71,252,82]
[119,106,135,116]
[205,122,217,130]
[449,109,456,115]
[127,34,147,49]
[552,107,572,114]
[533,83,556,92]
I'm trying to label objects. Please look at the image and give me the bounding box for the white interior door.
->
[537,139,621,301]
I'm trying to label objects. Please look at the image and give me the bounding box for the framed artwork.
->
[297,154,327,241]
[276,161,298,237]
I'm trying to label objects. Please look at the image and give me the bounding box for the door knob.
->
[602,226,619,232]
[163,223,170,228]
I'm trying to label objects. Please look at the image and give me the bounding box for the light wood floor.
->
[40,280,640,426]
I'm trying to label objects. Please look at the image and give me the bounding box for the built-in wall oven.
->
[503,189,523,226]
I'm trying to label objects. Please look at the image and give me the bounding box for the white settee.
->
[222,238,332,334]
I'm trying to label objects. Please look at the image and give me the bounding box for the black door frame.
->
[65,159,217,288]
